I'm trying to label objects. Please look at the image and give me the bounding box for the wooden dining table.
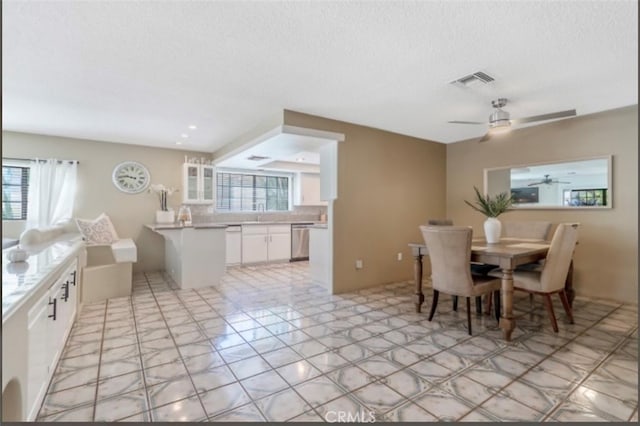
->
[409,238,574,342]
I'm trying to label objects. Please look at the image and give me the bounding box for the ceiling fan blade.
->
[448,120,485,125]
[478,132,492,143]
[527,182,542,186]
[511,109,576,124]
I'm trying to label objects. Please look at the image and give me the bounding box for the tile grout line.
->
[435,299,627,421]
[191,286,322,421]
[40,265,637,422]
[143,276,212,421]
[540,303,637,422]
[396,299,619,420]
[126,273,155,421]
[90,301,109,422]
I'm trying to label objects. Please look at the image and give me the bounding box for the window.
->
[2,165,30,220]
[563,188,608,207]
[216,171,290,211]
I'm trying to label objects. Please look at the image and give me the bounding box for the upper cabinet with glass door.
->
[183,163,215,204]
[484,156,612,209]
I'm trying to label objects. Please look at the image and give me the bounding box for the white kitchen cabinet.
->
[26,290,51,417]
[241,224,291,263]
[25,260,78,420]
[183,163,215,204]
[267,225,292,261]
[225,226,242,265]
[242,234,269,263]
[294,173,327,206]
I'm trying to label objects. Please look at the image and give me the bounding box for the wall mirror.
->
[484,156,612,209]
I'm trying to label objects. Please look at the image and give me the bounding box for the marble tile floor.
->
[37,262,638,422]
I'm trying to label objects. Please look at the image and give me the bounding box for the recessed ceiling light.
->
[181,133,188,138]
[176,141,183,145]
[188,125,197,130]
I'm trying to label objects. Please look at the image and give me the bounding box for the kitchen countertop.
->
[147,221,326,231]
[221,220,320,226]
[2,234,84,321]
[309,224,328,229]
[146,223,229,231]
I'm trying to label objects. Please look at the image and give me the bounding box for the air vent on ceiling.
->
[247,155,270,161]
[450,71,495,87]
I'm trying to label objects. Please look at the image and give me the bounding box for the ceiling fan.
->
[527,174,571,186]
[449,98,576,142]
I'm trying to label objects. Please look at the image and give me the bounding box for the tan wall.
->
[283,111,447,293]
[2,131,210,272]
[446,105,638,303]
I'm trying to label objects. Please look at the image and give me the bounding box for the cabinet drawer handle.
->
[71,270,77,286]
[62,282,69,302]
[48,298,57,321]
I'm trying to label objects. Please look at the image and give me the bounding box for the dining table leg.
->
[499,267,516,341]
[413,252,424,313]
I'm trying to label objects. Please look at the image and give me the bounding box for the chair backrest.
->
[427,219,453,226]
[502,221,552,240]
[540,223,580,292]
[420,225,474,296]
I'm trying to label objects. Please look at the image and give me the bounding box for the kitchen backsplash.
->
[190,205,327,224]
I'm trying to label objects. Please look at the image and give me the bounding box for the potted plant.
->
[149,184,179,223]
[464,186,513,243]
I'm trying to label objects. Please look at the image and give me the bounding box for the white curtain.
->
[26,159,78,229]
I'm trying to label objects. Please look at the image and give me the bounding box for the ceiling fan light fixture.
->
[488,108,511,134]
[488,119,511,134]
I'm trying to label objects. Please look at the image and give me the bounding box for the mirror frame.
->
[483,155,613,210]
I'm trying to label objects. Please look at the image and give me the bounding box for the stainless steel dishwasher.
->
[291,223,312,261]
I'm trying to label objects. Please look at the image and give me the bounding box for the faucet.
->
[256,203,265,221]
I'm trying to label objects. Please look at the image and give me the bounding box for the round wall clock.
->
[112,161,150,194]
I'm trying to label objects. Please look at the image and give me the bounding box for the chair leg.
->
[475,296,482,314]
[466,297,472,335]
[494,290,501,322]
[485,293,492,316]
[558,290,574,324]
[529,293,534,306]
[428,290,439,321]
[543,294,559,332]
[452,296,458,311]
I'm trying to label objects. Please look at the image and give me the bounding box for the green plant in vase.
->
[464,186,513,243]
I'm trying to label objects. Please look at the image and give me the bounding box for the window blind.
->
[2,165,30,220]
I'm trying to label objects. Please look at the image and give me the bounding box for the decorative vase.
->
[177,205,192,226]
[7,247,28,263]
[156,209,175,224]
[484,217,502,244]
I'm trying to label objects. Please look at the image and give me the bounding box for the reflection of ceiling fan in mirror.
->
[449,98,577,142]
[527,174,571,186]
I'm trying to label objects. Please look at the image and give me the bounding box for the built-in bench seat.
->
[19,220,137,303]
[83,238,137,303]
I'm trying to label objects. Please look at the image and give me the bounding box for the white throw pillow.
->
[75,213,119,245]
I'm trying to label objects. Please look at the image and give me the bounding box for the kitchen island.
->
[146,223,227,289]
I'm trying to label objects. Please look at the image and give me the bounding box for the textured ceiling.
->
[2,1,637,151]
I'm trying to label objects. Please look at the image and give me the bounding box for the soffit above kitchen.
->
[216,132,327,172]
[2,1,637,150]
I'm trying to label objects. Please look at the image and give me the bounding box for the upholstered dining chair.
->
[491,223,579,333]
[420,225,501,335]
[427,219,453,226]
[502,221,552,241]
[427,219,495,314]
